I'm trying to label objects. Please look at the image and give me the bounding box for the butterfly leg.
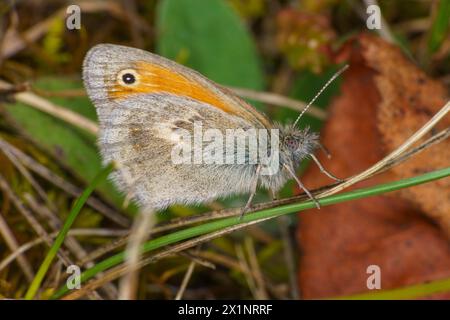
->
[283,164,320,209]
[239,165,261,220]
[269,189,278,201]
[309,153,343,182]
[318,142,332,159]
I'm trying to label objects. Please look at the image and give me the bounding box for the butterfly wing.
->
[83,44,272,209]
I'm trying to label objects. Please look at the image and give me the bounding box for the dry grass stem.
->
[229,87,327,120]
[118,206,155,300]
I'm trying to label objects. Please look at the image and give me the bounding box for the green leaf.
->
[428,0,450,54]
[156,0,264,91]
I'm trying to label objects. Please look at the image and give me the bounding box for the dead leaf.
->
[360,34,450,233]
[297,34,450,299]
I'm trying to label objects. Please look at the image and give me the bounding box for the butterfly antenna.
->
[293,64,349,127]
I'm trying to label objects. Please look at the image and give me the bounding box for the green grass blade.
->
[336,277,450,300]
[24,162,115,300]
[51,166,450,299]
[428,0,450,54]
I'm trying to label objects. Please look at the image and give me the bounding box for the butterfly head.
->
[279,124,319,165]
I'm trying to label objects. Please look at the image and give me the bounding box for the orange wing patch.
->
[109,61,235,115]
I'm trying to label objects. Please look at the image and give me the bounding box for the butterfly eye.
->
[285,137,299,151]
[117,69,139,86]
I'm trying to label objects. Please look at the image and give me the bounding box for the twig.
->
[32,88,86,98]
[0,228,128,273]
[44,120,448,297]
[118,206,155,300]
[2,77,327,135]
[24,163,115,299]
[317,101,450,198]
[374,127,450,175]
[178,250,215,270]
[278,216,299,299]
[0,174,72,265]
[175,259,197,300]
[24,195,84,260]
[62,215,274,300]
[78,237,129,265]
[63,160,449,299]
[49,261,64,297]
[0,1,128,59]
[1,147,52,210]
[0,174,106,297]
[0,80,98,134]
[0,137,130,227]
[0,210,34,281]
[196,250,286,299]
[395,18,430,34]
[73,123,450,266]
[245,237,268,299]
[228,87,327,120]
[1,97,117,298]
[174,245,214,299]
[60,97,450,300]
[23,194,119,299]
[235,244,258,299]
[122,0,144,47]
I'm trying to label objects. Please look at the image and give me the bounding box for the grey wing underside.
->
[97,94,261,210]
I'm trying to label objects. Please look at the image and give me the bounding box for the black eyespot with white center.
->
[122,73,135,84]
[117,69,139,86]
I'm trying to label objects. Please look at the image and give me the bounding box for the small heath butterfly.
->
[82,44,342,215]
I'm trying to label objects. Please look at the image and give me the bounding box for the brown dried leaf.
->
[297,34,450,299]
[360,34,450,233]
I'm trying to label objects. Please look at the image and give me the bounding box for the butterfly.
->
[83,44,342,216]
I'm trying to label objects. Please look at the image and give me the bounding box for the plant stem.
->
[52,166,450,299]
[24,163,114,300]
